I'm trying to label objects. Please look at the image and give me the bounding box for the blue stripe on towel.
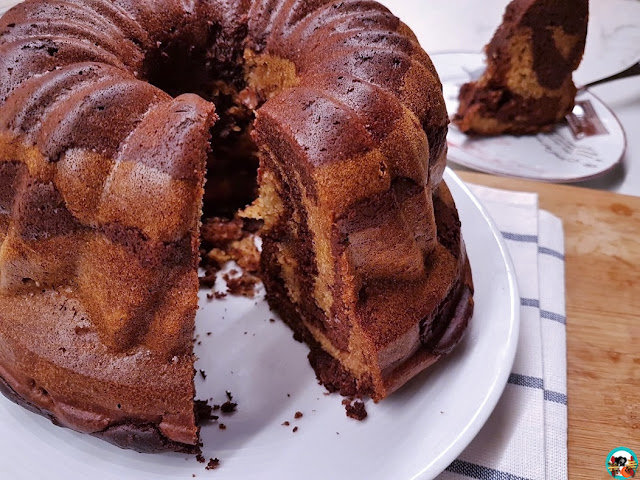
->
[518,299,566,325]
[520,298,540,308]
[543,390,568,405]
[508,374,568,405]
[501,232,538,243]
[508,373,544,389]
[446,459,533,480]
[540,310,566,325]
[538,246,565,260]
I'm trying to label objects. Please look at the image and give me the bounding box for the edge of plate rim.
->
[414,168,521,480]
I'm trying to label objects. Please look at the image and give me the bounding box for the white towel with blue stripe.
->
[439,184,567,480]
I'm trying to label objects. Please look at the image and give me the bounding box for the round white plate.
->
[0,169,519,480]
[432,52,627,183]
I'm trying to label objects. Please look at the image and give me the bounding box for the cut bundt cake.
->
[0,0,474,453]
[454,0,589,135]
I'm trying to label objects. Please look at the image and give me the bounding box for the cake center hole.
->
[144,37,261,218]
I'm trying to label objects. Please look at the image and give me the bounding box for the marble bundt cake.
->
[454,0,589,135]
[0,0,474,453]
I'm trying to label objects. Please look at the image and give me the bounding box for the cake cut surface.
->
[454,0,589,135]
[0,0,474,453]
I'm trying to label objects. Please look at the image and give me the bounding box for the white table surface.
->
[1,0,639,195]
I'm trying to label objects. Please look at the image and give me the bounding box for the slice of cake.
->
[454,0,589,135]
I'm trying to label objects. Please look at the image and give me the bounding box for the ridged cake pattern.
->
[244,0,465,399]
[0,0,472,452]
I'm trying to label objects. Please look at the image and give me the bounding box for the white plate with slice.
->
[0,169,519,480]
[432,52,627,183]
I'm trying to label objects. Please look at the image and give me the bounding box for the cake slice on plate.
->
[454,0,589,135]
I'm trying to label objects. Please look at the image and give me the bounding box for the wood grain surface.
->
[457,170,640,479]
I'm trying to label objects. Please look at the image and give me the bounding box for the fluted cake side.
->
[0,0,474,452]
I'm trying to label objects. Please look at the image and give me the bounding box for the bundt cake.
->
[454,0,589,135]
[0,0,474,453]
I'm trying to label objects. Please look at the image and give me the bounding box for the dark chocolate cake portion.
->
[454,0,589,135]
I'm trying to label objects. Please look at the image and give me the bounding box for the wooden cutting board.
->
[457,171,640,479]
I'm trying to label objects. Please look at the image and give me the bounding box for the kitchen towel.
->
[438,184,567,480]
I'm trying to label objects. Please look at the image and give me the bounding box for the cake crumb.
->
[229,236,260,272]
[199,272,217,289]
[199,370,207,380]
[269,318,276,323]
[219,423,226,430]
[205,458,220,471]
[194,400,217,423]
[207,290,227,300]
[199,216,261,296]
[201,216,243,244]
[221,400,237,413]
[216,391,238,414]
[223,271,260,298]
[196,454,206,464]
[294,411,303,419]
[282,421,290,426]
[345,400,367,420]
[292,426,298,433]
